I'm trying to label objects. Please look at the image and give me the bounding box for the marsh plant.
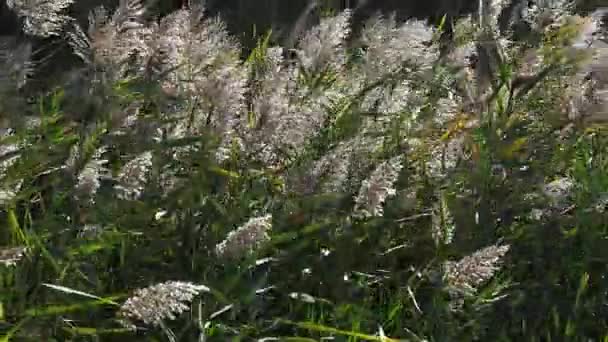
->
[0,0,608,340]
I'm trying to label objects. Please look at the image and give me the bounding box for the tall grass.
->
[0,0,607,340]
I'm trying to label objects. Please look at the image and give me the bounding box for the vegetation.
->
[0,0,607,340]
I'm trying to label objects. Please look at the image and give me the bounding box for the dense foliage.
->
[1,0,608,340]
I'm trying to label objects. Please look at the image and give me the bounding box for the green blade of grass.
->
[41,283,120,306]
[25,296,123,317]
[62,326,133,336]
[281,319,402,341]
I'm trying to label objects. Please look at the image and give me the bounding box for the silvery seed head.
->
[75,147,109,204]
[7,0,75,37]
[359,16,438,79]
[118,281,209,328]
[297,9,352,73]
[353,156,404,219]
[0,246,27,267]
[543,177,574,208]
[114,151,153,200]
[215,214,272,260]
[444,244,510,295]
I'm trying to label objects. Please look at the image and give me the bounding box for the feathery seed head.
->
[297,10,352,73]
[433,95,461,127]
[118,281,209,327]
[0,246,27,267]
[114,151,153,200]
[543,177,574,208]
[483,0,513,30]
[0,140,20,179]
[0,132,23,205]
[299,135,385,195]
[524,0,574,33]
[7,0,74,37]
[153,8,247,145]
[426,136,466,179]
[75,147,109,204]
[353,156,404,218]
[360,16,438,78]
[444,244,510,295]
[215,214,272,260]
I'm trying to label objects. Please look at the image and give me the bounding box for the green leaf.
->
[41,283,120,306]
[25,296,123,317]
[6,209,26,246]
[62,326,133,336]
[282,320,399,341]
[574,272,589,311]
